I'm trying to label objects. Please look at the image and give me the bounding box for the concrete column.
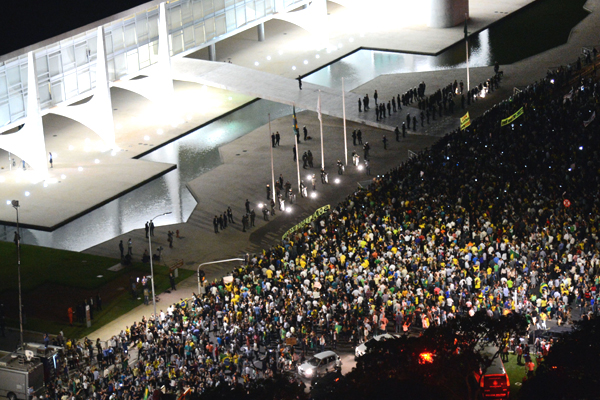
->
[257,23,265,42]
[94,26,116,148]
[275,0,284,13]
[312,0,329,47]
[0,52,48,175]
[311,0,327,16]
[428,0,469,28]
[208,43,216,61]
[24,52,48,175]
[158,2,174,99]
[49,27,117,148]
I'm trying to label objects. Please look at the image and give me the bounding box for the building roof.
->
[0,352,41,372]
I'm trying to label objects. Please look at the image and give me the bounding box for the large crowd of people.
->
[40,54,600,400]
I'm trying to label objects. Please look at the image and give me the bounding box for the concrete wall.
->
[428,0,469,28]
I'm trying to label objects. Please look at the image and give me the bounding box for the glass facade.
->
[0,0,305,128]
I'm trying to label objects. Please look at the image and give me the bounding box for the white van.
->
[355,333,399,358]
[297,351,342,379]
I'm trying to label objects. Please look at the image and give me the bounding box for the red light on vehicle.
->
[419,352,434,364]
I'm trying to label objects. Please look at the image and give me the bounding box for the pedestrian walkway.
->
[172,57,402,132]
[171,57,468,137]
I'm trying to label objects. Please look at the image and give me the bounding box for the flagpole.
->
[342,77,348,166]
[465,13,470,93]
[318,91,325,170]
[269,113,276,201]
[292,104,301,194]
[295,127,301,194]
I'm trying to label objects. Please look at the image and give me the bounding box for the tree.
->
[518,316,600,400]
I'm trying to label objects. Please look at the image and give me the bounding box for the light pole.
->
[11,200,24,349]
[269,113,276,202]
[342,77,348,166]
[147,212,171,318]
[465,13,470,93]
[197,258,244,295]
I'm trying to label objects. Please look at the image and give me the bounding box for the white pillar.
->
[428,0,469,28]
[257,23,265,42]
[311,0,329,49]
[47,27,117,149]
[95,26,116,149]
[208,44,216,61]
[311,0,327,17]
[25,52,48,175]
[275,0,284,12]
[0,52,48,175]
[158,2,174,100]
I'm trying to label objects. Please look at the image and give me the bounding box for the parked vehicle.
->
[297,351,341,379]
[17,343,63,383]
[354,333,399,358]
[473,347,510,399]
[0,351,44,400]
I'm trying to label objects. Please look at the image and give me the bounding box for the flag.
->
[143,388,149,400]
[460,112,471,130]
[317,93,322,122]
[464,14,468,39]
[500,107,524,126]
[293,105,299,136]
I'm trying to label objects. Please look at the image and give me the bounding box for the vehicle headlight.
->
[305,368,314,377]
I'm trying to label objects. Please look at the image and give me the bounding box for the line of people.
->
[212,207,235,234]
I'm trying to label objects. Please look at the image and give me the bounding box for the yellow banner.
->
[460,112,471,130]
[501,107,524,126]
[282,204,330,240]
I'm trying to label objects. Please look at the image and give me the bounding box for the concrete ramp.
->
[171,57,398,132]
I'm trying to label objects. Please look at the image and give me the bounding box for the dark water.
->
[304,0,589,91]
[0,0,590,251]
[477,0,589,65]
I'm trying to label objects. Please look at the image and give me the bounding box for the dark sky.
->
[0,0,151,57]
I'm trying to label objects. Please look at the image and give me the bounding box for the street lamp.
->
[197,258,244,295]
[147,212,171,318]
[11,200,24,350]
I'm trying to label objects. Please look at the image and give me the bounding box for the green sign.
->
[501,107,524,126]
[460,112,471,130]
[282,205,330,240]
